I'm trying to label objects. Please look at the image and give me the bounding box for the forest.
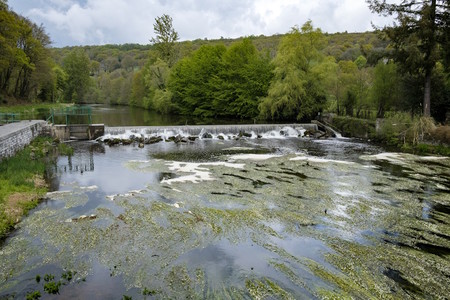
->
[1,0,449,123]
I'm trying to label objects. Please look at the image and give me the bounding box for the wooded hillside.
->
[1,1,448,122]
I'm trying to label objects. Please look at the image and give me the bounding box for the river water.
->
[0,128,449,299]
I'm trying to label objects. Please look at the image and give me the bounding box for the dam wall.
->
[104,124,318,137]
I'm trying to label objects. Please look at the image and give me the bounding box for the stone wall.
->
[0,121,47,161]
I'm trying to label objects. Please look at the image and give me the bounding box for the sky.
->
[8,0,394,47]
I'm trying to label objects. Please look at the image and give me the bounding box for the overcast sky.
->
[8,0,393,47]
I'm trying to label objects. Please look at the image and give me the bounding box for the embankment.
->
[0,121,47,161]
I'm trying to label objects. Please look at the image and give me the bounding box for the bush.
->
[331,116,376,138]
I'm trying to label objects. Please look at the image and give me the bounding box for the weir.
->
[105,123,318,136]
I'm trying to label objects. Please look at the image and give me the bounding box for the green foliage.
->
[61,270,74,281]
[370,60,399,118]
[143,287,157,295]
[332,116,376,138]
[0,4,54,101]
[376,112,443,152]
[26,291,41,300]
[63,49,91,103]
[151,14,179,66]
[368,0,449,117]
[259,21,327,121]
[0,137,54,238]
[169,44,226,117]
[43,273,54,282]
[212,38,273,119]
[43,281,61,294]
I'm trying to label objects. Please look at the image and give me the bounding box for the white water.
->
[100,125,315,141]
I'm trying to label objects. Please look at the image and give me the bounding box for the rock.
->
[173,135,188,143]
[303,130,313,137]
[257,134,262,139]
[121,139,132,145]
[202,132,213,139]
[188,136,198,141]
[218,135,225,140]
[138,143,144,148]
[107,138,121,146]
[239,131,252,138]
[145,136,163,144]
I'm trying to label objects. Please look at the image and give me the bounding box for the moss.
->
[43,281,61,294]
[331,116,376,139]
[245,278,294,299]
[26,291,41,300]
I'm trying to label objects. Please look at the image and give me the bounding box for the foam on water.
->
[290,154,353,165]
[228,154,283,161]
[162,161,245,185]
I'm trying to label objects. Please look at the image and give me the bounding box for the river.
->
[0,125,449,299]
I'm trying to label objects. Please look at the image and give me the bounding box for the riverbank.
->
[0,137,72,239]
[328,115,450,156]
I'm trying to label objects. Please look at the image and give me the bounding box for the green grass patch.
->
[0,103,72,122]
[0,103,71,114]
[0,137,68,239]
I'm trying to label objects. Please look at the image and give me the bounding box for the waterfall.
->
[102,124,319,140]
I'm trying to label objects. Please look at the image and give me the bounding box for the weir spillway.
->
[104,124,318,137]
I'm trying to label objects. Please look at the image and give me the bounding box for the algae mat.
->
[0,139,449,299]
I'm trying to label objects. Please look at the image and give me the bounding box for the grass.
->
[0,137,72,239]
[0,103,71,114]
[0,102,72,123]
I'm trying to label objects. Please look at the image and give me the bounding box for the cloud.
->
[9,0,394,47]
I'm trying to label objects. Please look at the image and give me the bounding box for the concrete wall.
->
[0,121,47,161]
[51,124,104,141]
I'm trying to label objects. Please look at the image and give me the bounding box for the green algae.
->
[1,145,449,298]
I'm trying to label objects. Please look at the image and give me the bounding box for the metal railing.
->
[0,113,21,124]
[47,106,92,125]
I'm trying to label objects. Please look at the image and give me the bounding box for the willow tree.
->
[259,21,327,121]
[367,0,449,117]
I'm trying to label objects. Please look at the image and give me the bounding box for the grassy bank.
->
[330,114,450,156]
[0,103,72,123]
[0,137,72,239]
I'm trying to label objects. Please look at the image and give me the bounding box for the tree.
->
[259,21,327,121]
[1,3,54,101]
[212,38,273,119]
[168,45,226,117]
[370,60,399,118]
[63,49,91,103]
[150,14,179,66]
[367,0,449,117]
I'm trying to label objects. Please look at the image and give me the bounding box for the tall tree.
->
[63,49,91,103]
[370,60,399,118]
[168,45,226,117]
[367,0,449,117]
[259,21,327,121]
[212,38,273,119]
[150,14,179,67]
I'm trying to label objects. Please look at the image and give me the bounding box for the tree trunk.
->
[422,0,436,118]
[423,70,431,117]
